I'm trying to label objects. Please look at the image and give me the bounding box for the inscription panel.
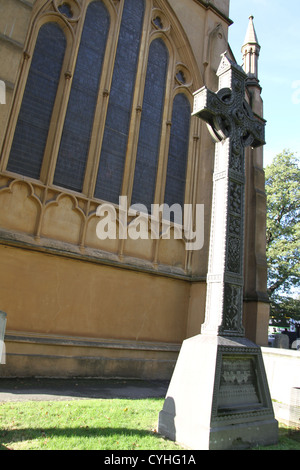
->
[217,355,261,414]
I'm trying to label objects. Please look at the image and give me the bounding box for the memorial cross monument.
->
[195,52,263,339]
[158,53,278,450]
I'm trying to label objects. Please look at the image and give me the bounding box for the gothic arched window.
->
[131,38,169,211]
[3,0,196,223]
[54,1,110,192]
[164,93,191,209]
[94,0,145,204]
[7,22,66,179]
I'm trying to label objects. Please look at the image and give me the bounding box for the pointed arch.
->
[131,37,169,211]
[7,22,67,179]
[94,0,145,204]
[164,92,191,210]
[54,0,110,192]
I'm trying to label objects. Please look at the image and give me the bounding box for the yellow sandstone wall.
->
[0,0,269,378]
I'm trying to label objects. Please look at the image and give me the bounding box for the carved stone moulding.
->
[53,0,82,22]
[151,8,170,33]
[175,62,192,89]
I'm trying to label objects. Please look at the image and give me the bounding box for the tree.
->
[265,150,300,323]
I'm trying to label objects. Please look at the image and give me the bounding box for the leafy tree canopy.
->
[265,150,300,323]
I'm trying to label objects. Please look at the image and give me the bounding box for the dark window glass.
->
[54,0,110,192]
[94,0,145,203]
[131,38,169,211]
[7,23,66,179]
[164,93,191,209]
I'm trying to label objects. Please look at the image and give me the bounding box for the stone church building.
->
[0,0,269,379]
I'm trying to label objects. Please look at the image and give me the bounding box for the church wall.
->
[0,0,34,147]
[0,0,270,378]
[0,242,190,378]
[0,244,190,343]
[207,0,229,17]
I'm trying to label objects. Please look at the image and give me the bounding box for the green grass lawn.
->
[0,398,299,450]
[252,425,300,451]
[0,398,183,451]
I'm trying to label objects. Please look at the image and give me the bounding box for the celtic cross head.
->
[193,52,265,150]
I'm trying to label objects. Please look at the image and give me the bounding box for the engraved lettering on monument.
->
[218,356,260,412]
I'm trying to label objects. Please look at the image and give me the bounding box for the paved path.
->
[0,378,169,402]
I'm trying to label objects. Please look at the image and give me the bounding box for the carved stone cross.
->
[192,52,266,337]
[158,53,277,450]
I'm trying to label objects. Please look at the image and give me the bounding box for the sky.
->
[228,0,300,167]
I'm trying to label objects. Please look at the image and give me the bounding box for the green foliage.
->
[269,294,300,323]
[0,399,298,450]
[0,398,183,451]
[265,150,300,321]
[253,425,300,451]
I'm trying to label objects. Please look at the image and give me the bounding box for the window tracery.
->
[1,0,201,266]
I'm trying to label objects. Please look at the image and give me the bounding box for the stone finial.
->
[243,16,260,48]
[242,16,261,80]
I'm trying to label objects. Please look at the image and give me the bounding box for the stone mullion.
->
[84,0,125,198]
[37,5,85,186]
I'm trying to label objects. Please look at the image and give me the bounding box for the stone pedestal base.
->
[158,334,278,450]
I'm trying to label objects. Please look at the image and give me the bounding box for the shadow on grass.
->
[289,429,300,443]
[0,444,11,451]
[0,425,165,449]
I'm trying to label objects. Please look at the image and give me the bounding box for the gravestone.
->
[274,333,289,349]
[0,311,7,363]
[292,339,300,351]
[158,53,278,450]
[289,388,300,429]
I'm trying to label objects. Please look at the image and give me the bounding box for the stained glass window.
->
[164,93,191,210]
[7,0,191,215]
[54,0,110,192]
[94,0,145,203]
[131,38,169,211]
[7,23,66,179]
